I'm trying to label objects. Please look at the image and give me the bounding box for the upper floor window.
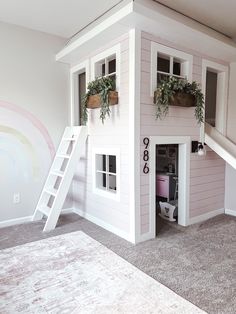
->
[95,55,116,82]
[151,42,193,95]
[157,54,185,84]
[91,44,120,90]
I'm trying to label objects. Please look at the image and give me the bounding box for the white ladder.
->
[32,126,88,232]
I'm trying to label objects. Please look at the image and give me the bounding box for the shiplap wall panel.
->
[190,188,225,202]
[190,180,225,194]
[73,34,131,235]
[140,31,226,235]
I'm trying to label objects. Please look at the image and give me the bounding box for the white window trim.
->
[201,59,229,137]
[150,42,193,96]
[70,60,90,126]
[91,44,121,91]
[92,147,120,202]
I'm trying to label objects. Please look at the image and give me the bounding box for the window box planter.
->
[87,91,118,109]
[170,92,195,107]
[154,91,195,108]
[82,77,118,124]
[153,77,204,124]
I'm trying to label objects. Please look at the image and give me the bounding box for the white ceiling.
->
[0,0,235,41]
[155,0,236,40]
[0,0,123,38]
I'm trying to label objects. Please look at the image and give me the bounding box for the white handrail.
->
[205,123,236,169]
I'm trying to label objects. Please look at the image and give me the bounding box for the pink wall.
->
[140,32,225,234]
[190,150,225,218]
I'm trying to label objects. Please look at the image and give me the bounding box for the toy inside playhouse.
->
[156,144,179,232]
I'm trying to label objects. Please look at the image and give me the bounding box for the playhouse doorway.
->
[71,61,89,126]
[205,70,217,127]
[72,70,86,126]
[150,136,190,238]
[156,144,179,232]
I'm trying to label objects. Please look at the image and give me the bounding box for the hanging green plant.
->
[154,76,204,124]
[81,76,118,124]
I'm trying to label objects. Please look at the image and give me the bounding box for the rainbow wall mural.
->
[0,100,56,221]
[0,100,55,182]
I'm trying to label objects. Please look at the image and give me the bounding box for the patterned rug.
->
[0,231,206,313]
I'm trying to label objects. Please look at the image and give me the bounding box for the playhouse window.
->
[95,54,116,83]
[151,42,193,95]
[95,154,117,193]
[91,44,120,90]
[157,54,186,85]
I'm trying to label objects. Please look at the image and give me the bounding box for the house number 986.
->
[143,137,149,174]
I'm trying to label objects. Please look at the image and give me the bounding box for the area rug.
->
[0,231,206,313]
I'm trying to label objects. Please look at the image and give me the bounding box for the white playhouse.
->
[35,0,236,243]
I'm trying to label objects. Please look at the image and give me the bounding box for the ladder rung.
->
[37,206,51,216]
[57,154,70,159]
[51,170,64,177]
[63,137,76,141]
[44,188,58,197]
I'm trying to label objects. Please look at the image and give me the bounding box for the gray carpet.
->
[0,213,235,314]
[0,231,205,314]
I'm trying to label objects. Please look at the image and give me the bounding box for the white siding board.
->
[191,159,225,169]
[141,60,151,73]
[141,213,149,225]
[190,166,225,177]
[190,181,225,194]
[190,202,224,218]
[141,224,149,234]
[190,172,225,186]
[190,195,224,211]
[140,205,149,215]
[190,188,225,202]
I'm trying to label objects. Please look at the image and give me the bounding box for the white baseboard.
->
[189,208,224,225]
[0,208,74,229]
[73,207,132,243]
[0,216,32,228]
[225,209,236,217]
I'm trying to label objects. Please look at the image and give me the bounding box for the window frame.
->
[91,44,120,91]
[150,42,193,96]
[94,55,116,79]
[92,148,120,201]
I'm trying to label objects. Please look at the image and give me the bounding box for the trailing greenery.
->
[154,76,204,124]
[81,76,116,124]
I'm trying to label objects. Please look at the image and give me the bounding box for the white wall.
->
[0,22,70,224]
[225,62,236,215]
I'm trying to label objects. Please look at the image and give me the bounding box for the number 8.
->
[143,150,149,161]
